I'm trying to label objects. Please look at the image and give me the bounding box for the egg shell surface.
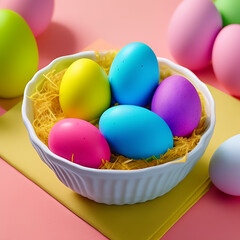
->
[212,24,240,97]
[151,75,201,137]
[1,0,54,36]
[99,105,173,159]
[48,118,111,169]
[214,0,240,26]
[168,0,222,70]
[59,58,111,121]
[108,42,159,106]
[209,134,240,196]
[0,9,38,98]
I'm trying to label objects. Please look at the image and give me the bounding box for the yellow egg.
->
[0,9,38,98]
[59,58,111,121]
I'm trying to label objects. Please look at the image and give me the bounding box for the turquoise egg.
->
[99,105,173,159]
[108,42,159,106]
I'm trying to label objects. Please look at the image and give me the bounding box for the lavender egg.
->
[151,75,201,137]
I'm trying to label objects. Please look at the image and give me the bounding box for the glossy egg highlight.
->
[59,58,111,121]
[99,105,173,159]
[212,24,240,97]
[209,134,240,196]
[108,42,159,106]
[168,0,222,70]
[151,75,201,137]
[48,118,111,169]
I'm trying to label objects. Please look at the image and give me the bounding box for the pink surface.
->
[1,156,240,240]
[162,186,240,240]
[1,0,240,239]
[0,107,5,115]
[0,158,107,240]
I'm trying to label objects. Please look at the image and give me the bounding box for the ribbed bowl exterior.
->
[22,51,215,205]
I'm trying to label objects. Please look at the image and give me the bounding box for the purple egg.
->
[151,75,201,137]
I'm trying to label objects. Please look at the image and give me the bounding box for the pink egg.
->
[212,24,240,97]
[1,0,54,37]
[168,0,222,70]
[151,75,201,137]
[48,118,111,169]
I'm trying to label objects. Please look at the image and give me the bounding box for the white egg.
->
[209,134,240,196]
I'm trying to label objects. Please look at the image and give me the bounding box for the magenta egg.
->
[168,0,222,70]
[151,75,201,137]
[48,118,111,169]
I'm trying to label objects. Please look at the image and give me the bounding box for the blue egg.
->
[108,42,159,106]
[99,105,173,159]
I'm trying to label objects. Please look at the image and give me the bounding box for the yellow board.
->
[0,84,240,240]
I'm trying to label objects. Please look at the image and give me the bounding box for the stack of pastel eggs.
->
[168,0,240,97]
[48,42,202,169]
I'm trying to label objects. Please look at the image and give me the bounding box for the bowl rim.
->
[22,50,216,175]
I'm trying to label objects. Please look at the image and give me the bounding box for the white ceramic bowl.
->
[22,51,215,205]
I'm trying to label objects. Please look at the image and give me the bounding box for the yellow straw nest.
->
[30,51,207,170]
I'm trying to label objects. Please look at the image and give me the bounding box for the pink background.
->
[1,0,240,239]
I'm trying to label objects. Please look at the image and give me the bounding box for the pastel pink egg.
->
[168,0,222,70]
[1,0,54,37]
[48,118,111,169]
[212,24,240,97]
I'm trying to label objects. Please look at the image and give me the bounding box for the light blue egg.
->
[108,42,159,106]
[99,105,173,159]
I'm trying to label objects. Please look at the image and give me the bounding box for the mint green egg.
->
[0,9,38,98]
[214,0,240,26]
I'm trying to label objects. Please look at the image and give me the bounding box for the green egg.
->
[0,9,38,98]
[214,0,240,26]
